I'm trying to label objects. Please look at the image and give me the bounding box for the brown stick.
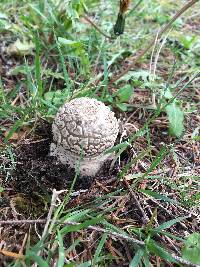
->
[1,220,198,266]
[123,179,149,224]
[0,249,24,260]
[0,219,144,246]
[0,219,45,224]
[83,15,112,39]
[110,0,199,84]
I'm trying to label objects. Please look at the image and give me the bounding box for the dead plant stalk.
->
[110,0,199,84]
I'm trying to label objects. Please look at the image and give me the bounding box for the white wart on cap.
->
[50,97,119,176]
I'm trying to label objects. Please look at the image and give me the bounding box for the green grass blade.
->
[26,250,49,267]
[147,239,177,264]
[141,145,168,180]
[150,230,184,242]
[34,32,43,97]
[5,120,23,141]
[55,34,72,98]
[130,248,145,267]
[56,230,65,267]
[76,262,91,267]
[65,239,81,255]
[142,252,151,267]
[60,217,103,235]
[140,189,179,205]
[61,209,91,223]
[0,77,7,104]
[93,233,108,265]
[119,149,149,179]
[154,216,189,231]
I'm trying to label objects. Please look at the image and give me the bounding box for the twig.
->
[34,189,67,267]
[151,30,171,108]
[149,30,159,75]
[0,219,46,225]
[171,253,200,267]
[127,0,144,18]
[110,0,199,84]
[0,219,144,246]
[0,249,24,260]
[81,224,144,246]
[83,15,112,39]
[123,179,149,224]
[41,189,67,239]
[1,219,199,266]
[16,233,28,267]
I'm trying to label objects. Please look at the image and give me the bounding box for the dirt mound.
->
[9,120,120,196]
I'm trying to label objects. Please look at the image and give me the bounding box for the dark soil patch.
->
[8,120,120,197]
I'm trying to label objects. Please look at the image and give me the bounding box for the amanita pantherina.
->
[50,97,119,176]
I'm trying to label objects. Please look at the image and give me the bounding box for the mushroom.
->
[50,97,119,176]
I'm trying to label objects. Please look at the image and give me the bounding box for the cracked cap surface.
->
[51,97,119,174]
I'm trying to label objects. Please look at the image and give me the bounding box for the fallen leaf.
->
[6,39,35,56]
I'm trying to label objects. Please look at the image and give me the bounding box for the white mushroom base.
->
[50,143,113,176]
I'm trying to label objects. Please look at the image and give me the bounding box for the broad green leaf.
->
[58,37,89,75]
[179,35,197,49]
[166,102,184,137]
[44,90,65,106]
[117,85,133,102]
[107,49,130,67]
[117,70,154,83]
[58,37,82,48]
[44,91,57,102]
[116,102,128,111]
[182,233,200,264]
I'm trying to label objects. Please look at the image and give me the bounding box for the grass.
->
[0,0,200,266]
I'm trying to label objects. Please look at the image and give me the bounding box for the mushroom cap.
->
[51,97,119,173]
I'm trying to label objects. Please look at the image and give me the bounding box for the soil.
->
[9,120,121,195]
